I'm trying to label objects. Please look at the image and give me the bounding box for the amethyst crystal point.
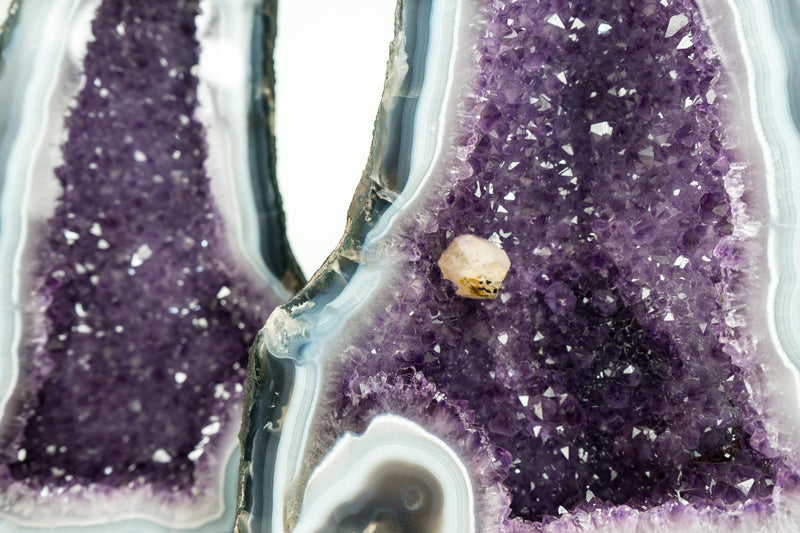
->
[0,0,298,529]
[240,0,800,531]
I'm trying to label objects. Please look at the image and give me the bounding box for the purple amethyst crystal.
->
[238,0,800,531]
[0,0,297,528]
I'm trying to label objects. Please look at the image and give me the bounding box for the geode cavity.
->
[238,0,800,531]
[0,0,298,529]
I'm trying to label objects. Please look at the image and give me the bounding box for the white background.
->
[274,0,396,276]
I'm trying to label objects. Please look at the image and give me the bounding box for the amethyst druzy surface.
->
[241,0,800,531]
[0,0,294,528]
[323,0,777,520]
[8,0,259,489]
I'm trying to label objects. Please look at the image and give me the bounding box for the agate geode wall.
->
[0,0,299,530]
[237,0,800,532]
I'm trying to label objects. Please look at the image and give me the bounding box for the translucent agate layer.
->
[239,0,800,531]
[0,0,298,529]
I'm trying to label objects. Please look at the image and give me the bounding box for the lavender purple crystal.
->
[242,0,800,530]
[0,0,291,519]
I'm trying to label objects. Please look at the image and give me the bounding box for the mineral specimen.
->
[438,234,511,299]
[0,0,298,530]
[238,0,800,531]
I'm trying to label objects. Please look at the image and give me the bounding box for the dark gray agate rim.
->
[233,0,449,530]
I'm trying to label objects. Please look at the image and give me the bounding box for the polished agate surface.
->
[237,0,800,532]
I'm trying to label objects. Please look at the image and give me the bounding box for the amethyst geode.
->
[0,0,297,528]
[238,0,800,531]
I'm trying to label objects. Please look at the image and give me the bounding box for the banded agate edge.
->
[0,0,298,530]
[241,0,800,531]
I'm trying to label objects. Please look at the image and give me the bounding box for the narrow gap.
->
[274,0,396,275]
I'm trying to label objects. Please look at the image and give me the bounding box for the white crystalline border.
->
[266,0,466,531]
[534,488,800,533]
[699,0,800,458]
[0,0,269,530]
[264,269,383,532]
[730,0,800,398]
[0,441,240,532]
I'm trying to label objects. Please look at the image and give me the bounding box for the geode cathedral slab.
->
[0,0,299,530]
[237,0,800,531]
